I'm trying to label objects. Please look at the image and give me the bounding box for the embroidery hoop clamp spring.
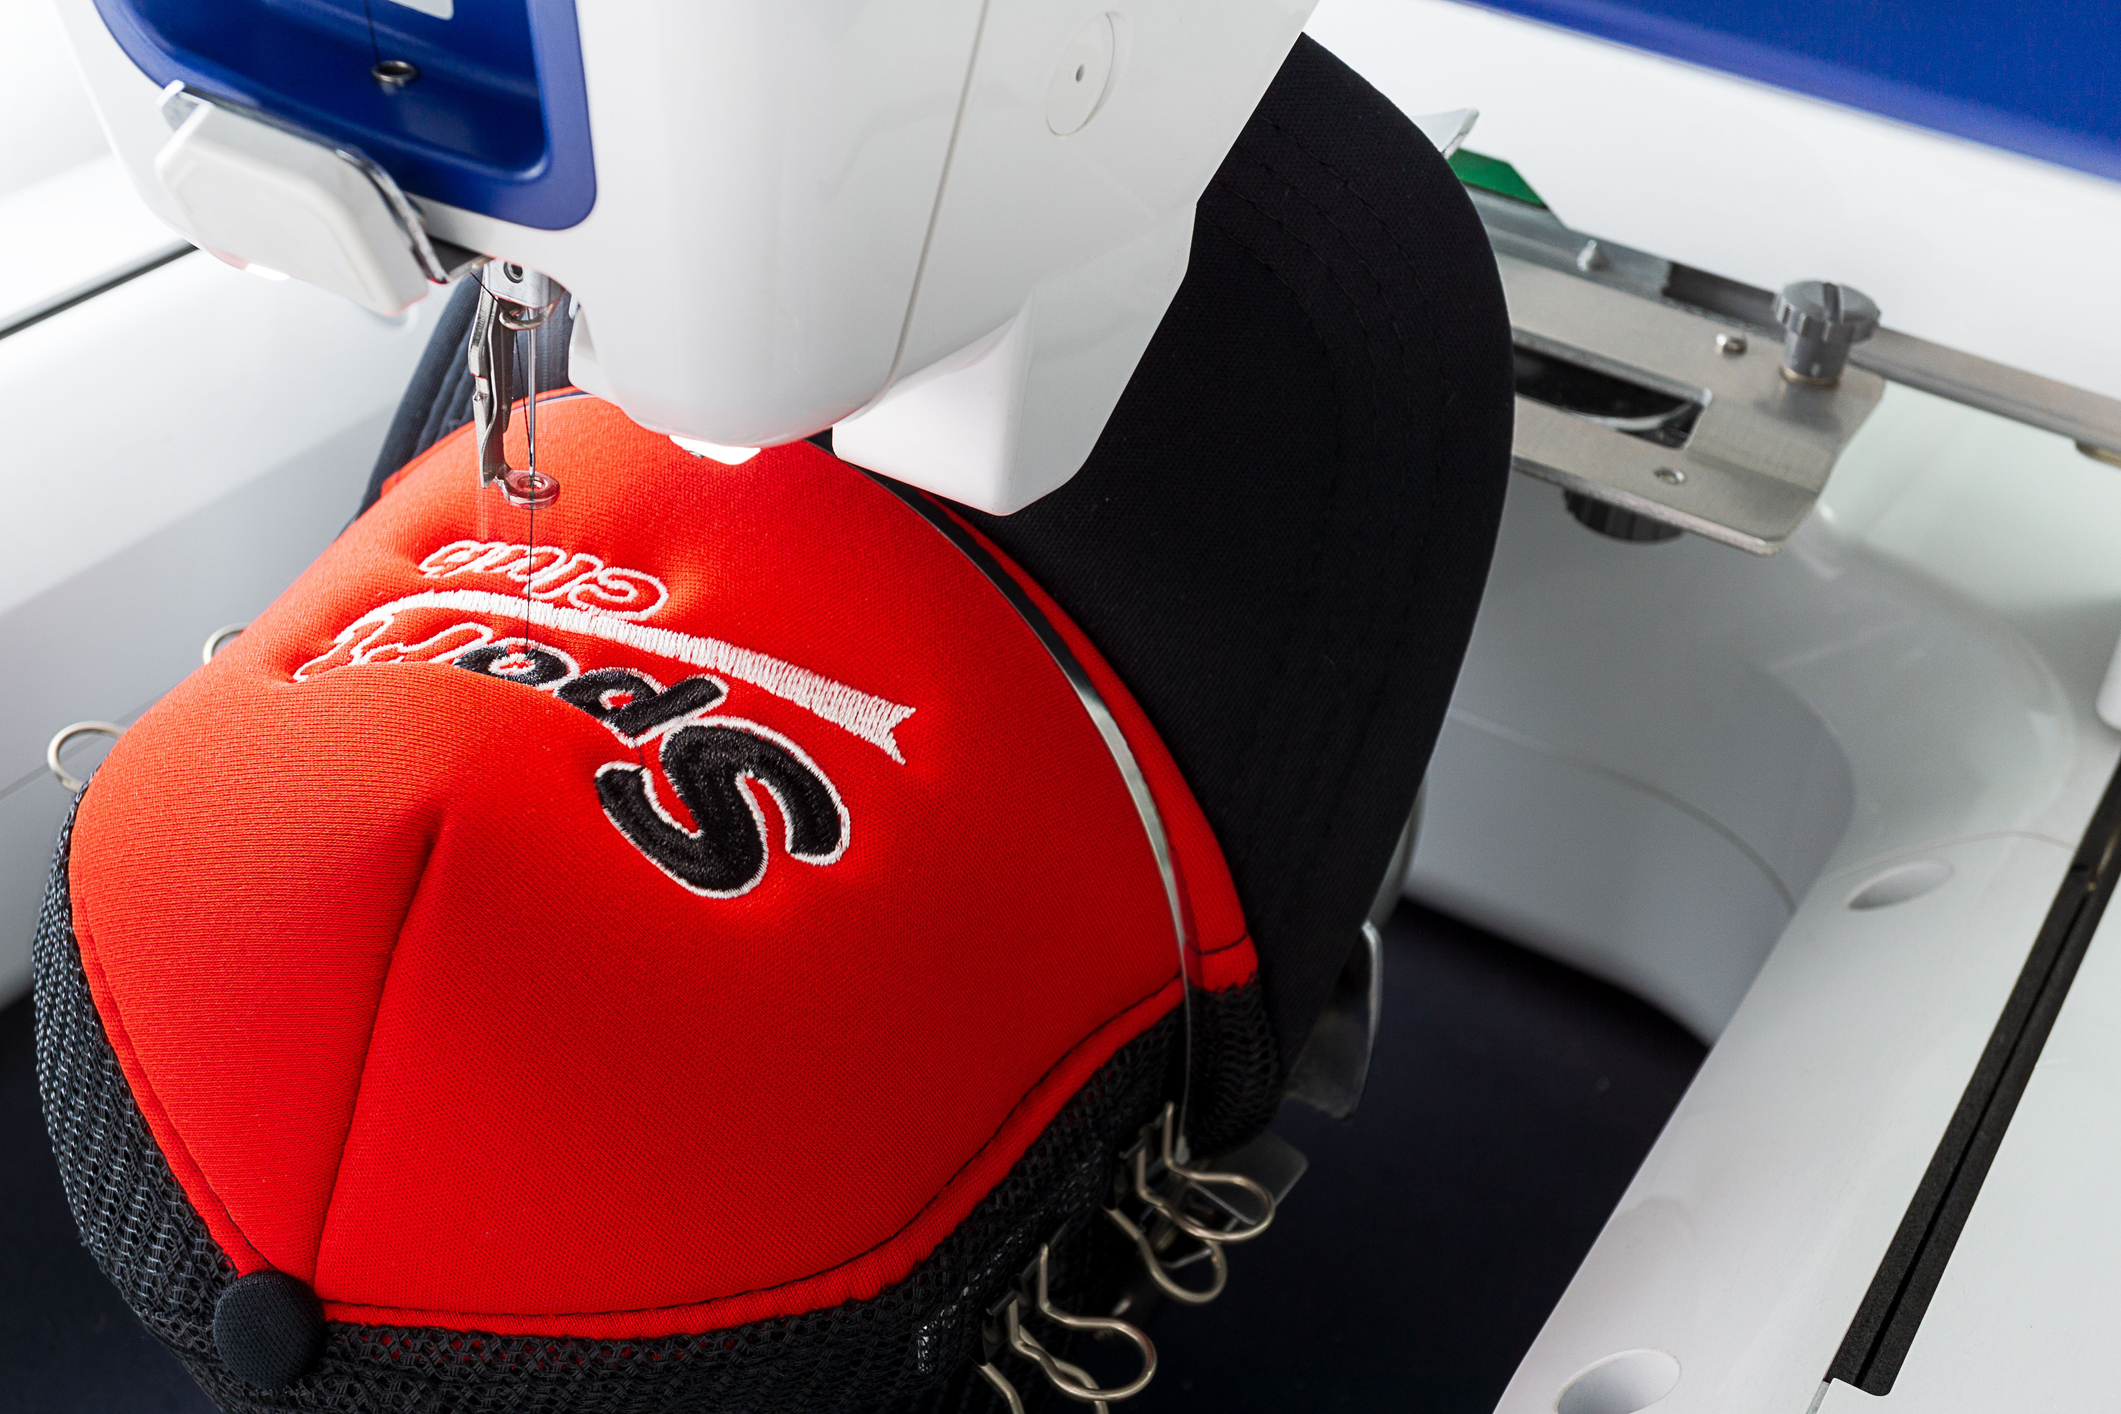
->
[1136,1103,1275,1245]
[46,619,258,791]
[978,1244,1157,1413]
[1104,1103,1277,1306]
[47,722,123,793]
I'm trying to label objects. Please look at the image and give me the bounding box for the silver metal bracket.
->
[469,263,567,493]
[1471,185,2121,550]
[1499,251,1884,555]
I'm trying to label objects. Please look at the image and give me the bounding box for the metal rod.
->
[1850,328,2121,458]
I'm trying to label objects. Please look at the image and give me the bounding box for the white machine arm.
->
[57,0,1317,513]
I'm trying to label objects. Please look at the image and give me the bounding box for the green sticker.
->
[1448,149,1546,208]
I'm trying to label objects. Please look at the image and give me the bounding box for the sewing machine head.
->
[54,0,1316,512]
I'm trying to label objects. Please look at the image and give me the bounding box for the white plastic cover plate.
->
[1046,14,1118,136]
[152,101,428,316]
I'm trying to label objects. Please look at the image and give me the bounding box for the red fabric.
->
[68,395,1255,1339]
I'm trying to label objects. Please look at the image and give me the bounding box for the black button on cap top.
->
[213,1269,325,1388]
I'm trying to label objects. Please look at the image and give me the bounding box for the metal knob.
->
[1775,280,1879,386]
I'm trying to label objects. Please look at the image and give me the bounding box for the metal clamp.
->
[1103,1203,1228,1305]
[977,1362,1030,1414]
[1132,1104,1275,1247]
[202,623,247,666]
[468,283,518,488]
[982,1244,1157,1410]
[47,722,122,793]
[470,263,569,501]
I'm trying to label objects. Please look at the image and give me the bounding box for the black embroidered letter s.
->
[595,719,848,897]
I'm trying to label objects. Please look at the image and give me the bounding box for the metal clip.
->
[469,262,567,500]
[976,1362,1029,1414]
[984,1244,1156,1408]
[1132,1103,1275,1246]
[468,284,516,489]
[47,722,123,793]
[202,623,247,665]
[1103,1204,1227,1305]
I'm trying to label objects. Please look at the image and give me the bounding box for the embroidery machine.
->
[52,0,1317,514]
[9,0,2121,1411]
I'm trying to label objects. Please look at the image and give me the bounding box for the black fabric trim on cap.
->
[214,1271,326,1389]
[961,37,1515,1072]
[34,792,1277,1413]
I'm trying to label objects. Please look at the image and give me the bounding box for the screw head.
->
[372,59,419,92]
[1654,467,1685,485]
[1716,332,1748,356]
[1775,281,1879,345]
[1776,280,1879,385]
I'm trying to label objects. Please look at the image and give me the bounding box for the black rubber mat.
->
[0,903,1701,1413]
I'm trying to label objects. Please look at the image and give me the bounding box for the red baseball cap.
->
[43,393,1274,1409]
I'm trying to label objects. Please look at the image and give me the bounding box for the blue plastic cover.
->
[94,0,594,230]
[1465,0,2121,185]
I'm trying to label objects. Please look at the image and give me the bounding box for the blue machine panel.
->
[93,0,594,230]
[1467,0,2121,185]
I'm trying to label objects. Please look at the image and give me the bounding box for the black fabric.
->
[33,787,1274,1414]
[359,36,1514,1078]
[962,37,1513,1067]
[212,1273,324,1390]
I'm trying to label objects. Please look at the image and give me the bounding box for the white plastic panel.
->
[1502,832,2073,1414]
[1411,387,2121,1413]
[0,156,182,331]
[0,255,439,1004]
[1815,902,2121,1413]
[1411,708,1802,1040]
[0,0,106,198]
[155,100,431,315]
[1405,384,2118,1041]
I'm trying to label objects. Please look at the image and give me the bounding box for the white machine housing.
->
[55,0,1317,513]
